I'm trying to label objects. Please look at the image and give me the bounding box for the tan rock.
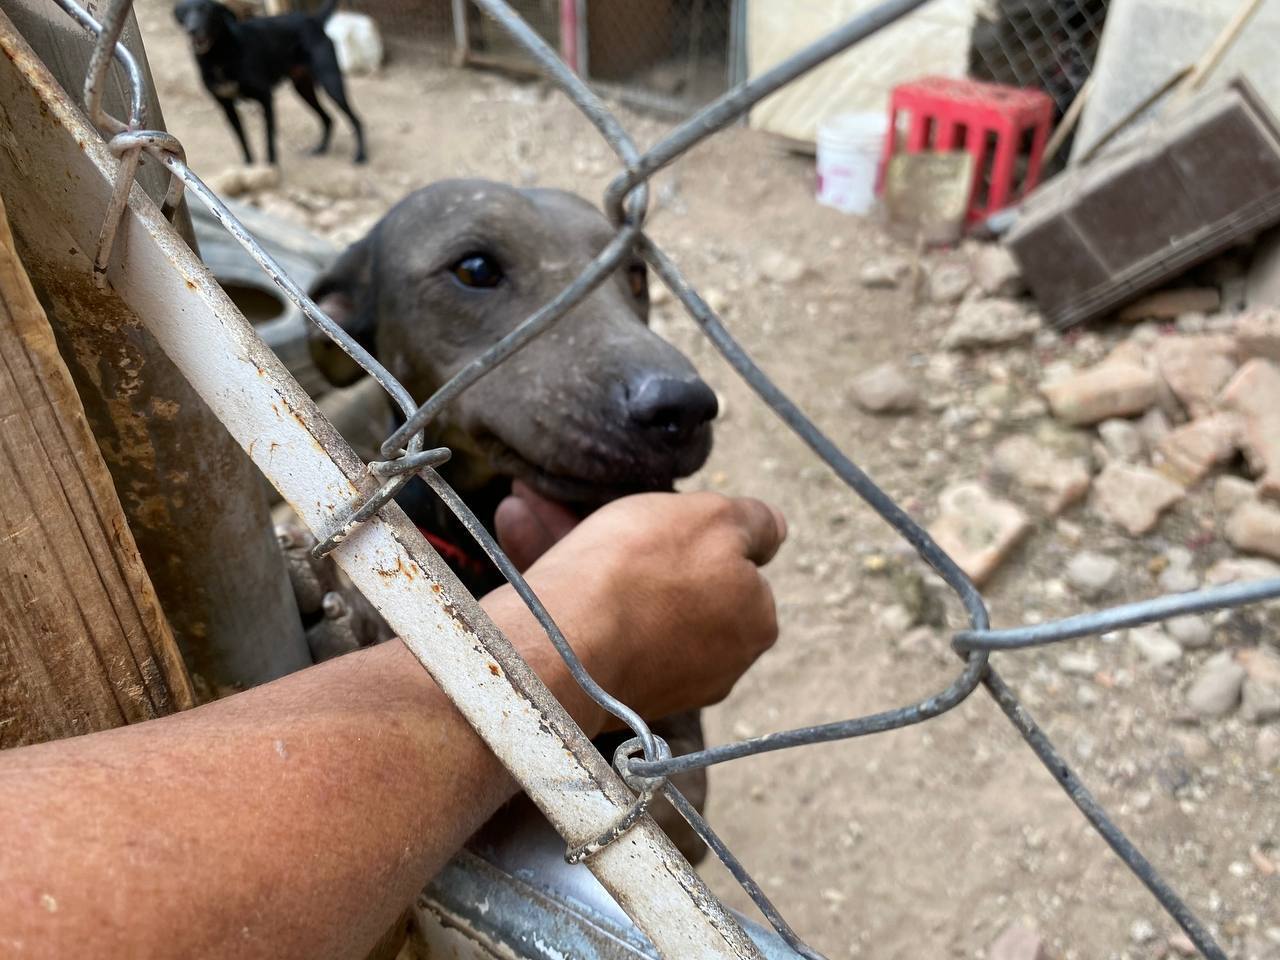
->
[1224,500,1280,561]
[1218,359,1280,500]
[1237,647,1280,723]
[1092,462,1184,535]
[1041,362,1160,426]
[851,363,918,414]
[991,435,1091,514]
[1236,307,1280,362]
[989,922,1046,960]
[1154,334,1239,417]
[928,482,1031,586]
[1155,414,1242,486]
[1214,475,1258,516]
[1205,556,1280,585]
[1117,287,1220,322]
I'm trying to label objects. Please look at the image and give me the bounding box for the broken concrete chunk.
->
[1214,475,1258,517]
[1236,307,1280,362]
[991,435,1091,515]
[1098,418,1145,462]
[1218,359,1280,500]
[1092,462,1184,535]
[940,299,1039,349]
[1042,362,1160,426]
[1155,413,1242,486]
[927,482,1031,586]
[1117,287,1221,322]
[971,244,1024,297]
[926,258,972,304]
[1154,334,1239,417]
[1224,499,1280,561]
[851,362,918,414]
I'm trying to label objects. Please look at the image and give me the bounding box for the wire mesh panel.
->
[455,0,737,115]
[28,0,1280,957]
[583,0,736,115]
[970,0,1108,116]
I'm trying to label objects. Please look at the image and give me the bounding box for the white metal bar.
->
[0,12,759,959]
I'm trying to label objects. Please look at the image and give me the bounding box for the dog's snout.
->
[625,375,718,441]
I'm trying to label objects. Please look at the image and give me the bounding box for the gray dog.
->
[303,178,719,860]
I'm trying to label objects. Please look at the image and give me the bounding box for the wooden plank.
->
[0,195,194,749]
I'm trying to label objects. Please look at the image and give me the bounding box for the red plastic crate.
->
[880,76,1054,224]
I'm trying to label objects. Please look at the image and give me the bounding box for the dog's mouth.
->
[478,435,677,515]
[484,441,674,513]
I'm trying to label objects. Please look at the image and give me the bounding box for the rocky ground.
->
[131,2,1280,956]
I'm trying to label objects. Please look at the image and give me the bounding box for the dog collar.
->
[416,525,490,578]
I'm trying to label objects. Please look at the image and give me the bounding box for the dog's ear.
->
[309,233,377,387]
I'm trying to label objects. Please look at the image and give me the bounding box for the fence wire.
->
[47,0,1280,957]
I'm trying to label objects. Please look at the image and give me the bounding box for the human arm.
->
[0,492,784,960]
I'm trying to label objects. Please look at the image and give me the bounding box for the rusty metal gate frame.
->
[8,0,1280,956]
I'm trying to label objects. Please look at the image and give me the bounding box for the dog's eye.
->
[451,253,504,289]
[628,263,648,300]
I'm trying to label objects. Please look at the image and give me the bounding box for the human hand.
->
[485,492,786,730]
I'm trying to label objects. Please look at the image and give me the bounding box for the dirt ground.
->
[133,5,1277,958]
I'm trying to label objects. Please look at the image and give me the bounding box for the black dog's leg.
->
[312,48,367,164]
[259,95,278,166]
[218,97,253,164]
[290,71,333,156]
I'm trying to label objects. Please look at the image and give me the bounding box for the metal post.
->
[0,16,759,958]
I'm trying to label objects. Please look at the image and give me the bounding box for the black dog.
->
[173,0,367,165]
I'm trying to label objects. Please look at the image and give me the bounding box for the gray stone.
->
[1186,652,1247,717]
[851,363,919,414]
[926,259,972,305]
[1066,551,1121,599]
[859,256,911,289]
[1129,626,1182,666]
[1165,615,1214,650]
[940,299,1040,350]
[1059,650,1102,677]
[759,250,806,284]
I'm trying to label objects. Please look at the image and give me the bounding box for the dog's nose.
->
[625,375,718,441]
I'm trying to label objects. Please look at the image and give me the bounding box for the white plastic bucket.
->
[816,113,888,215]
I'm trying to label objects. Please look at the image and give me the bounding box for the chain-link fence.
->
[970,0,1107,117]
[35,0,1280,958]
[455,0,740,115]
